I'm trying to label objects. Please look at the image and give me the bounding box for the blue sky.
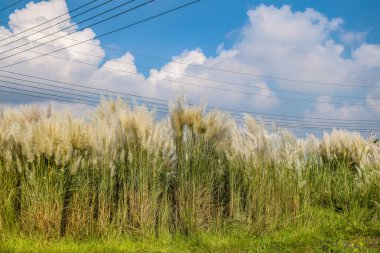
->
[0,0,379,137]
[0,0,374,72]
[67,0,380,68]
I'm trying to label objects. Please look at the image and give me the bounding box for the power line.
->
[0,69,166,103]
[245,115,380,127]
[2,68,380,124]
[0,0,378,125]
[2,13,378,93]
[228,112,380,127]
[2,85,379,132]
[0,87,170,117]
[3,21,371,101]
[1,73,379,131]
[4,74,376,127]
[213,105,380,123]
[0,82,99,105]
[128,53,380,88]
[0,0,25,14]
[1,3,377,89]
[0,84,169,113]
[2,38,378,108]
[0,0,102,44]
[225,112,380,129]
[0,75,168,109]
[0,4,378,132]
[1,78,379,131]
[0,86,97,105]
[232,116,380,130]
[1,25,374,101]
[0,0,141,59]
[0,0,200,69]
[0,32,378,106]
[0,82,379,131]
[231,117,380,131]
[0,79,99,103]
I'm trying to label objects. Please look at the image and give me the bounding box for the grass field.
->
[1,208,380,252]
[0,99,379,252]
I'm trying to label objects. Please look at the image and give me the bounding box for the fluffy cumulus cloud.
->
[0,1,379,136]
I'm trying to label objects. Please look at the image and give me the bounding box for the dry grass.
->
[0,98,379,239]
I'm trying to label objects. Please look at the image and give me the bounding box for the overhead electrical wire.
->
[126,52,380,88]
[3,21,378,92]
[1,73,380,131]
[0,0,25,14]
[228,113,380,129]
[2,74,377,127]
[1,68,380,124]
[0,0,99,43]
[0,40,378,108]
[0,26,375,102]
[232,116,380,130]
[0,1,378,132]
[0,0,200,70]
[0,76,168,108]
[0,83,169,113]
[0,2,377,110]
[0,86,97,105]
[1,4,378,89]
[2,81,379,131]
[0,69,166,103]
[0,35,378,106]
[1,84,379,132]
[0,0,145,60]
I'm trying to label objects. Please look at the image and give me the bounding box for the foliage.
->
[0,98,379,244]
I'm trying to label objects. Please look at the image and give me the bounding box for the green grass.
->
[1,100,379,252]
[1,208,379,252]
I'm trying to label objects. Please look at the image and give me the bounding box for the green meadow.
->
[1,99,379,252]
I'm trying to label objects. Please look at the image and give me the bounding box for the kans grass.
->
[0,98,379,252]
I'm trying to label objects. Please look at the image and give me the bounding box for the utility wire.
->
[0,69,166,103]
[0,0,141,59]
[232,116,380,130]
[128,53,380,88]
[1,81,379,131]
[0,0,200,69]
[0,81,370,130]
[1,5,377,88]
[0,0,101,44]
[2,75,380,130]
[0,83,169,112]
[0,0,378,125]
[1,68,380,124]
[0,29,378,106]
[222,112,380,129]
[231,118,380,132]
[228,112,380,127]
[0,0,25,14]
[0,79,100,103]
[0,86,97,105]
[1,40,378,108]
[0,76,168,108]
[3,74,377,127]
[1,85,379,131]
[0,26,375,101]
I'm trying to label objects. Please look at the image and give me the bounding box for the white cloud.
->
[353,44,380,68]
[341,31,367,45]
[9,0,72,34]
[305,96,369,120]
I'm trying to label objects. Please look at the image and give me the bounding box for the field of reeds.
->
[0,98,380,251]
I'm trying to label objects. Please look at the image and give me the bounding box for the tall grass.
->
[0,98,379,239]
